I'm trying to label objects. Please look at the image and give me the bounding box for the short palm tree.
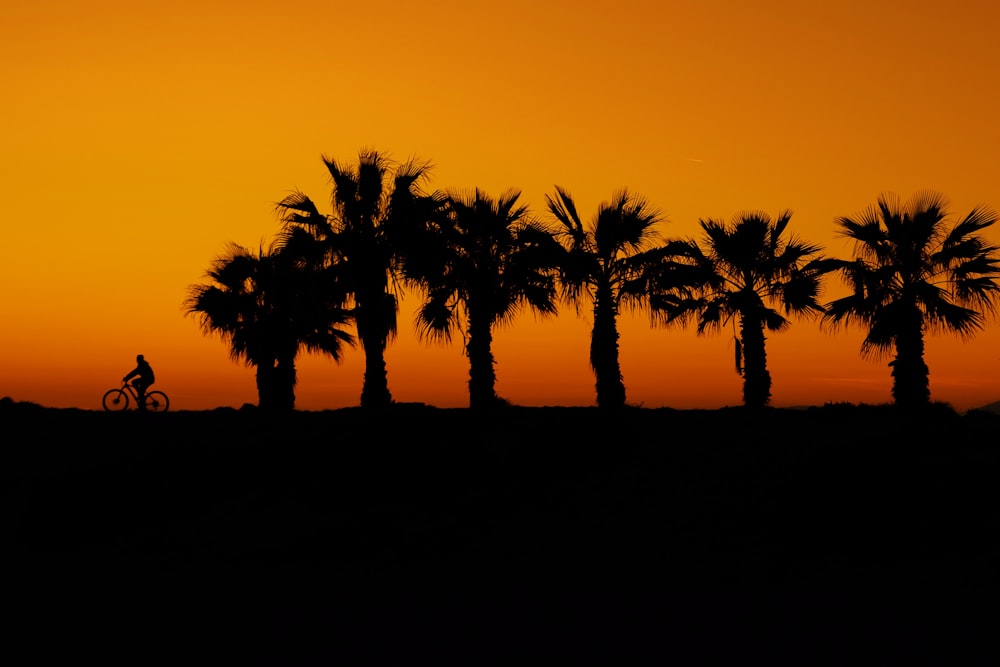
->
[275,148,439,408]
[184,232,354,410]
[823,191,1000,408]
[545,186,664,408]
[644,210,832,408]
[406,188,562,409]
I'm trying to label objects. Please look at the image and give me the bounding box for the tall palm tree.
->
[184,231,354,410]
[643,210,832,408]
[406,188,562,409]
[823,191,1000,408]
[275,148,439,408]
[545,186,664,408]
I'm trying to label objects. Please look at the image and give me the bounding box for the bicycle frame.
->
[118,383,137,401]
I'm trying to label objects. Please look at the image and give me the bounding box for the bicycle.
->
[102,382,170,412]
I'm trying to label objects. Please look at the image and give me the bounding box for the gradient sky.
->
[3,0,1000,411]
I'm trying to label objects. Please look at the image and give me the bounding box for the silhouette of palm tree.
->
[184,231,354,410]
[644,210,832,408]
[823,191,1000,408]
[406,188,562,409]
[275,149,439,408]
[545,186,664,408]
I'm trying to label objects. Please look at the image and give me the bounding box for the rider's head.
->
[136,354,144,362]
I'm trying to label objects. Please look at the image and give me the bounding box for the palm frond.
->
[827,191,1000,353]
[415,292,457,342]
[926,300,983,337]
[946,204,999,241]
[545,185,585,241]
[763,308,791,332]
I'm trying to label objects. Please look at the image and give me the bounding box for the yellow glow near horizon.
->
[3,0,1000,411]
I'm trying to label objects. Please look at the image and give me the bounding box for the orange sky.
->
[3,0,1000,411]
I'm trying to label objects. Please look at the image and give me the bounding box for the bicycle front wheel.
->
[144,391,170,413]
[102,388,130,412]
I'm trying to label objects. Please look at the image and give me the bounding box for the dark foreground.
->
[5,400,1000,663]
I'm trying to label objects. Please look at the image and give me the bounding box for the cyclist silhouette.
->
[123,354,156,409]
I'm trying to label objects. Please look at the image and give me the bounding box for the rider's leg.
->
[134,381,148,409]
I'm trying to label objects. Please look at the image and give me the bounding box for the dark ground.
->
[4,399,1000,664]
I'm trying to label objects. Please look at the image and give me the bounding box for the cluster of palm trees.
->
[184,149,1000,411]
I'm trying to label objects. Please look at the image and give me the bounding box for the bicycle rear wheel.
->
[144,390,170,413]
[102,388,130,412]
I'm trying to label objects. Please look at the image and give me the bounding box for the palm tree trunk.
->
[276,357,297,411]
[359,334,391,408]
[256,361,279,410]
[591,284,626,408]
[739,315,771,408]
[255,364,273,410]
[256,358,297,411]
[466,306,498,409]
[356,291,393,409]
[891,308,930,407]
